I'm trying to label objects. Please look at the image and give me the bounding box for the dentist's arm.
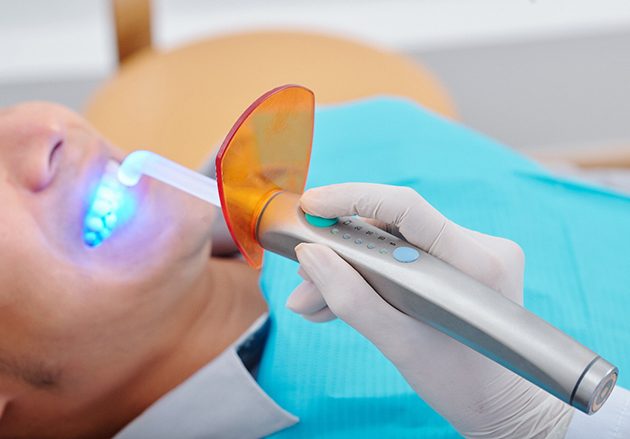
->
[287,183,628,438]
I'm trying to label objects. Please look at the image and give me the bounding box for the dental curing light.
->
[117,85,618,414]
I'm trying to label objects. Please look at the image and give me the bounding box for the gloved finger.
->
[466,228,524,268]
[295,243,421,348]
[355,190,519,294]
[286,280,328,315]
[360,217,403,239]
[426,222,514,293]
[301,183,446,250]
[286,278,337,323]
[301,183,511,292]
[462,228,525,301]
[297,266,312,281]
[302,306,337,323]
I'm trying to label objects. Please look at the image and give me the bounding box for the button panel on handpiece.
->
[304,214,420,264]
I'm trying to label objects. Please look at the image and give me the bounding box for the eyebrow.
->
[0,353,61,389]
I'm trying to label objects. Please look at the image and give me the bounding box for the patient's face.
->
[0,103,215,427]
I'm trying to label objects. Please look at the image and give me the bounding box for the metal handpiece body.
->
[257,191,618,415]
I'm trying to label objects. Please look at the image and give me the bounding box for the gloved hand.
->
[287,183,574,439]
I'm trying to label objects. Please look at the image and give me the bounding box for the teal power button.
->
[305,213,338,227]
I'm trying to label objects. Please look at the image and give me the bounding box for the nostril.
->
[49,139,63,168]
[29,137,63,191]
[1,103,69,191]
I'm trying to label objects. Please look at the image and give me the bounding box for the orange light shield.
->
[215,85,315,268]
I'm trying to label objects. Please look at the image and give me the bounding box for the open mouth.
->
[83,160,135,247]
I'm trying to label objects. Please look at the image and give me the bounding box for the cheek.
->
[40,255,202,364]
[81,186,216,276]
[0,253,89,369]
[156,194,217,257]
[125,197,215,276]
[35,187,217,343]
[89,198,215,305]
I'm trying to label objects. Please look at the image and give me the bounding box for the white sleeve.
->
[566,386,630,439]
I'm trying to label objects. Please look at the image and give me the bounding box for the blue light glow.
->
[83,161,136,247]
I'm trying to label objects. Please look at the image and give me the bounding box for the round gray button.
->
[354,239,363,245]
[392,246,420,263]
[342,233,351,240]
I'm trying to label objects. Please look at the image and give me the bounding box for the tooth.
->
[97,186,117,201]
[84,160,130,248]
[92,200,111,216]
[86,216,105,232]
[104,213,117,229]
[84,232,99,246]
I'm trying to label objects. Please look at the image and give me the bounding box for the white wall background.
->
[1,0,629,152]
[2,0,630,82]
[155,0,630,50]
[0,0,113,82]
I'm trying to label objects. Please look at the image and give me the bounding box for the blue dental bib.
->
[256,98,630,438]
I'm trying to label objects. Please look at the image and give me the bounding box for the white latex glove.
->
[287,183,574,439]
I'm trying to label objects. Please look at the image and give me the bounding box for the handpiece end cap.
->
[572,357,618,414]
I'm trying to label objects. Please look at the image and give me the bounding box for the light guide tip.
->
[117,150,152,187]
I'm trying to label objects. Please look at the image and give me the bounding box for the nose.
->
[0,102,67,191]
